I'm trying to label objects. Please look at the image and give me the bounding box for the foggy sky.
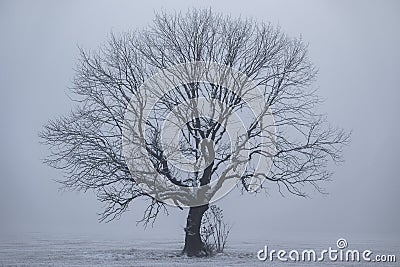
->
[0,0,399,242]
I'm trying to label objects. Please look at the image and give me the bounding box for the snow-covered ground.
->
[0,234,398,266]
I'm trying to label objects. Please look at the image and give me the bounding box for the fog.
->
[0,0,399,243]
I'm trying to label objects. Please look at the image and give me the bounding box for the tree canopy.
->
[40,9,349,229]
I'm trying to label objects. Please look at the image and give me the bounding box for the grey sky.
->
[0,0,399,242]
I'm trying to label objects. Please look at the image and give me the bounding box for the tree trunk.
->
[183,204,209,257]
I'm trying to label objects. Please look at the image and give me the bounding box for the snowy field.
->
[0,234,398,266]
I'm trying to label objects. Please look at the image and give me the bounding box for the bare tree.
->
[40,9,349,257]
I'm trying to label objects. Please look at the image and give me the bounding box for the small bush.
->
[201,205,232,254]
